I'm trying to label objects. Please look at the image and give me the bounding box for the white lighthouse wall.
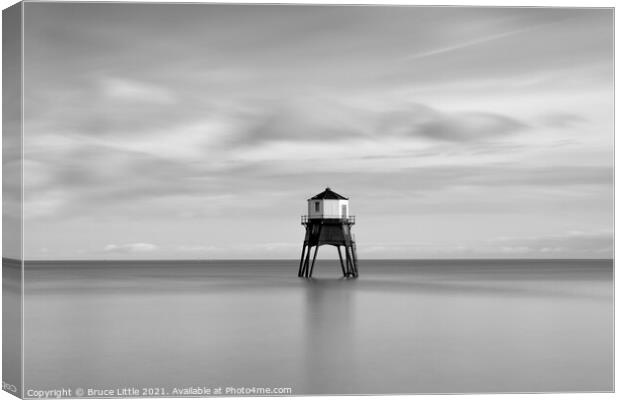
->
[307,199,349,219]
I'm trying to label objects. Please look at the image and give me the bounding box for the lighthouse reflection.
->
[301,271,358,394]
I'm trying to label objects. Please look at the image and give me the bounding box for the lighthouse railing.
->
[301,215,355,224]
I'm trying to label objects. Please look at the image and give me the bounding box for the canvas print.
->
[2,2,614,398]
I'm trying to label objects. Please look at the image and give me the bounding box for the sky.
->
[19,3,613,260]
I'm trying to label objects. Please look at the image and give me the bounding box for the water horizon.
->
[10,257,615,263]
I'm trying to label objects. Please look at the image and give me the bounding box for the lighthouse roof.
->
[309,187,348,200]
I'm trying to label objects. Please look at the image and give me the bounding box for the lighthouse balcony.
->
[301,215,355,225]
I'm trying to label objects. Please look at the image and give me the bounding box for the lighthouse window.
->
[314,202,320,212]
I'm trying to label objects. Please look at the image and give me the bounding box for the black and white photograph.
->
[1,1,614,398]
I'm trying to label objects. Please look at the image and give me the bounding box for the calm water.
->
[16,259,613,395]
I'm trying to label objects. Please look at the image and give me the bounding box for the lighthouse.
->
[298,187,359,278]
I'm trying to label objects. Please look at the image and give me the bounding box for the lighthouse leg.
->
[302,245,311,278]
[305,245,313,278]
[343,245,350,277]
[344,244,354,278]
[309,245,320,278]
[298,243,307,277]
[350,244,359,277]
[337,246,346,277]
[346,243,354,277]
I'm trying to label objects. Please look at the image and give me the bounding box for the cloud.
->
[405,25,538,61]
[358,231,613,259]
[99,77,175,104]
[171,242,301,259]
[175,245,218,253]
[236,99,366,146]
[489,231,613,258]
[104,243,159,253]
[391,108,527,142]
[539,112,588,128]
[233,100,528,148]
[22,133,612,221]
[413,164,612,189]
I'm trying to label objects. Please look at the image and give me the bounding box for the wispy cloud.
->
[104,243,159,254]
[405,25,537,61]
[99,77,176,104]
[538,112,588,128]
[388,108,527,142]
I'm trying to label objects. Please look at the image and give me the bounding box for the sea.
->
[8,259,614,395]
